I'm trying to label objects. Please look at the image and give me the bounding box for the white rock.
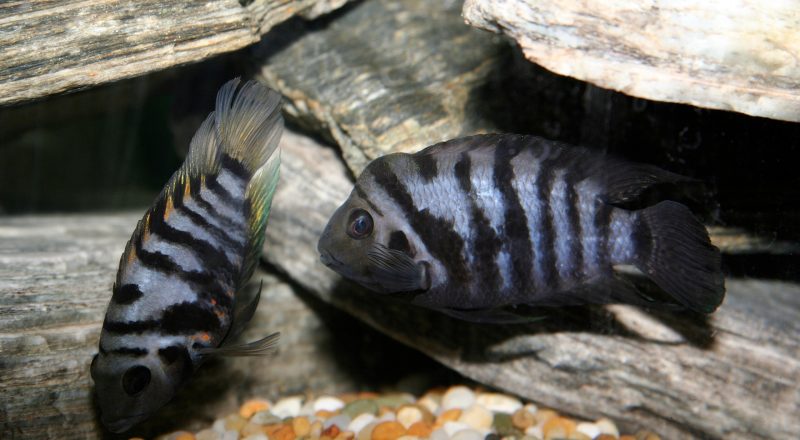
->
[595,417,619,437]
[442,421,472,437]
[324,414,352,430]
[458,405,493,430]
[576,422,601,439]
[242,435,268,440]
[348,413,377,433]
[451,429,483,440]
[314,395,345,413]
[196,429,222,440]
[397,405,424,428]
[430,428,451,440]
[475,393,522,414]
[441,386,476,410]
[299,399,316,416]
[272,395,304,418]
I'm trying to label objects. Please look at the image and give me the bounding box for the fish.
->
[90,78,284,433]
[318,134,725,323]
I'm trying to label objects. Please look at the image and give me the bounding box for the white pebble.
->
[196,429,222,440]
[377,411,396,422]
[397,436,422,440]
[272,396,304,418]
[442,386,476,410]
[451,429,483,440]
[397,406,424,428]
[324,414,352,430]
[348,413,377,433]
[595,417,619,437]
[458,405,493,430]
[430,428,451,440]
[299,399,316,416]
[314,395,345,412]
[418,395,440,414]
[242,435,267,440]
[523,403,538,416]
[475,393,522,414]
[525,425,544,438]
[212,418,227,433]
[221,430,239,440]
[442,421,472,437]
[576,422,601,439]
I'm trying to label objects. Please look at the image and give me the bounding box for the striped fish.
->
[318,134,725,322]
[91,79,283,433]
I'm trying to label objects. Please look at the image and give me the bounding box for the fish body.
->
[318,134,725,321]
[91,79,283,433]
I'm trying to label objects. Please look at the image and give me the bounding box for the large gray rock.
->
[0,0,351,106]
[462,0,800,123]
[253,0,508,174]
[262,125,800,440]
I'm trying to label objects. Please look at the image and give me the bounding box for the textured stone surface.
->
[261,127,800,440]
[253,0,508,174]
[463,0,800,122]
[0,0,350,106]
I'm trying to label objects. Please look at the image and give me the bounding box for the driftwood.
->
[254,0,508,174]
[462,0,800,123]
[0,0,349,106]
[261,127,800,439]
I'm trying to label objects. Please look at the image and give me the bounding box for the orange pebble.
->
[435,408,462,426]
[293,416,312,437]
[322,425,341,438]
[335,431,356,440]
[240,399,271,419]
[535,409,559,425]
[317,409,337,420]
[512,408,535,429]
[174,433,195,440]
[269,425,295,440]
[620,436,636,440]
[263,424,285,436]
[407,421,433,437]
[543,417,577,439]
[371,421,407,440]
[596,436,618,440]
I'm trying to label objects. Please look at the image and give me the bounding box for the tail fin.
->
[633,201,725,313]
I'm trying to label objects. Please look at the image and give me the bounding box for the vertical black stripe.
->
[111,283,144,305]
[535,161,558,289]
[594,201,614,271]
[454,152,503,296]
[494,138,535,292]
[368,158,469,288]
[412,152,438,182]
[563,173,584,279]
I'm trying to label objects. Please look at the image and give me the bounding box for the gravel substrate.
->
[146,386,661,440]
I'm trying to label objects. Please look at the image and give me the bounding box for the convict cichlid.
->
[318,134,725,322]
[91,79,283,433]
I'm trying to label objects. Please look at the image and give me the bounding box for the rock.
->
[315,396,347,413]
[450,429,483,440]
[342,400,380,419]
[371,421,407,440]
[475,393,522,415]
[441,387,477,411]
[251,411,282,426]
[349,413,378,434]
[272,396,305,419]
[254,0,508,174]
[457,405,493,431]
[462,0,800,123]
[396,406,424,429]
[240,399,272,419]
[0,0,352,107]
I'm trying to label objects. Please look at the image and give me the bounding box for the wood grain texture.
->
[0,0,349,106]
[262,126,800,440]
[462,0,800,123]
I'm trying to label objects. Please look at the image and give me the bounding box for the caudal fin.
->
[633,201,725,313]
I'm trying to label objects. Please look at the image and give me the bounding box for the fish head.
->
[90,348,191,433]
[319,169,431,294]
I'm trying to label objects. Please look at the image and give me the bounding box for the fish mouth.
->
[319,250,341,268]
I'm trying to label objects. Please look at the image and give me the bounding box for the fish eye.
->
[122,365,151,396]
[347,209,373,239]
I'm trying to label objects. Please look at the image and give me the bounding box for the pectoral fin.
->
[367,244,430,292]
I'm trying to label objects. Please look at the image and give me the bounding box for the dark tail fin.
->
[633,201,725,313]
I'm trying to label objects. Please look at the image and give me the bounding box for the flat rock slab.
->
[463,0,800,123]
[264,126,800,439]
[0,0,348,106]
[253,0,508,174]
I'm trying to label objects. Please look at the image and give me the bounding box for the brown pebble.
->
[269,425,295,440]
[543,417,577,440]
[293,417,311,436]
[240,399,271,419]
[620,436,636,440]
[335,432,356,440]
[174,433,195,440]
[534,409,559,426]
[317,410,337,420]
[322,425,341,438]
[264,424,285,437]
[224,414,248,432]
[511,408,535,429]
[407,421,433,438]
[241,422,266,437]
[635,431,661,440]
[435,408,462,427]
[595,435,618,440]
[371,421,407,440]
[310,420,324,439]
[358,392,380,399]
